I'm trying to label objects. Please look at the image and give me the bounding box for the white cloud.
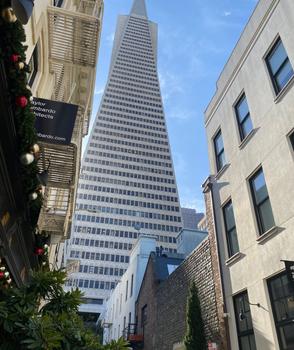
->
[181,198,205,214]
[94,87,104,96]
[106,33,115,45]
[223,11,232,17]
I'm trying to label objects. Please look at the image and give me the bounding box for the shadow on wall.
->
[254,327,275,349]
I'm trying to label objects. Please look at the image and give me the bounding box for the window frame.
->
[265,37,294,95]
[267,272,294,350]
[249,167,275,235]
[213,129,226,172]
[234,93,253,141]
[222,199,240,258]
[233,290,257,350]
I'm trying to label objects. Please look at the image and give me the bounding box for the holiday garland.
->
[0,3,43,216]
[0,3,50,275]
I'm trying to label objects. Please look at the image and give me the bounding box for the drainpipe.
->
[207,178,232,350]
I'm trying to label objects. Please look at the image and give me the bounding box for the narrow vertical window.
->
[233,291,257,350]
[289,131,294,151]
[214,130,226,172]
[223,200,239,257]
[266,38,294,94]
[235,94,253,141]
[125,280,129,301]
[249,168,275,234]
[130,274,134,297]
[268,273,294,350]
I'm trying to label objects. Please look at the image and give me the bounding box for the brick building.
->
[135,185,228,350]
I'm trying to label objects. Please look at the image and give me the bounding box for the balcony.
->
[123,324,144,349]
[48,0,103,134]
[37,109,83,242]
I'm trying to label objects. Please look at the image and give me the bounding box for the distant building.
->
[181,207,204,230]
[64,0,182,317]
[176,228,207,257]
[102,234,157,344]
[135,236,227,350]
[204,0,294,349]
[197,215,208,231]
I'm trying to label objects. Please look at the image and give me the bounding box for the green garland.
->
[0,2,42,217]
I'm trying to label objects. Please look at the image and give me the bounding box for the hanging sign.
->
[32,97,78,145]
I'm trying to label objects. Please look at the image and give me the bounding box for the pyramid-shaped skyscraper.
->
[64,0,182,315]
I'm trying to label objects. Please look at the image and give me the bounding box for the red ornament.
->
[34,248,45,255]
[10,54,20,63]
[16,96,28,108]
[0,271,4,279]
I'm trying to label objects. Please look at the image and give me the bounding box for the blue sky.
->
[85,0,258,213]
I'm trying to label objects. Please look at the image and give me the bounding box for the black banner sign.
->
[32,97,78,145]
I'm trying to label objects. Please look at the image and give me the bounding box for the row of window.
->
[102,99,163,114]
[69,250,130,263]
[108,83,160,98]
[110,77,159,92]
[78,194,179,212]
[65,278,116,290]
[101,103,163,120]
[233,272,294,350]
[119,49,154,62]
[122,38,152,50]
[223,167,275,258]
[82,167,176,191]
[111,74,158,88]
[85,152,171,168]
[75,215,181,233]
[101,107,165,123]
[90,137,169,154]
[74,226,138,239]
[84,159,173,176]
[106,90,160,104]
[79,176,178,200]
[71,238,133,251]
[115,59,156,72]
[80,171,176,188]
[117,53,155,66]
[93,128,168,145]
[88,143,170,160]
[214,38,293,173]
[104,93,161,108]
[78,264,125,277]
[73,225,178,245]
[95,122,166,140]
[120,44,152,57]
[76,205,181,222]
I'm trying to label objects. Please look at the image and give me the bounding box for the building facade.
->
[136,237,227,350]
[181,207,204,230]
[204,0,294,349]
[64,0,182,316]
[176,228,207,257]
[102,234,157,344]
[24,0,104,267]
[0,0,103,285]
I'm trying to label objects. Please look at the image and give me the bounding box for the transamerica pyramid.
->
[64,0,183,316]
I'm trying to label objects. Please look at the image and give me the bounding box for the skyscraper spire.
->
[131,0,148,18]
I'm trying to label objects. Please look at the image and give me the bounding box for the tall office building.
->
[64,0,182,317]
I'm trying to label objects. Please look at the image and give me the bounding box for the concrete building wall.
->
[176,228,208,257]
[103,235,156,342]
[205,0,294,349]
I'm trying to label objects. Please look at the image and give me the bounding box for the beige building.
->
[204,0,294,349]
[24,0,104,267]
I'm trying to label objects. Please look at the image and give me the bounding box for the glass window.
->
[214,130,226,172]
[27,42,39,87]
[268,272,294,350]
[223,200,240,257]
[130,274,134,297]
[290,131,294,151]
[266,39,294,94]
[233,291,257,350]
[250,168,275,234]
[235,94,253,141]
[125,280,129,301]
